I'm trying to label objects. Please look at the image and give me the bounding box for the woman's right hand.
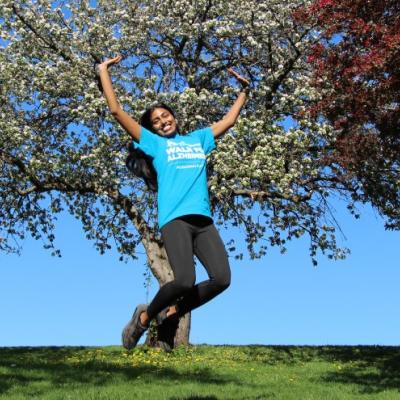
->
[97,55,123,73]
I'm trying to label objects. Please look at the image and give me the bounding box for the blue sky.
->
[1,198,399,347]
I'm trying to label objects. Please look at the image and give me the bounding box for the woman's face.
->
[150,108,177,136]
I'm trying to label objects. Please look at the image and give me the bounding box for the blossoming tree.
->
[2,0,392,345]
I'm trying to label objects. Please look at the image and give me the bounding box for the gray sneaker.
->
[122,304,148,350]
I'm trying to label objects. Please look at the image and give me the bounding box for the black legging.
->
[146,214,231,321]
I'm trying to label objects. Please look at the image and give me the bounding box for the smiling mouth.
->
[162,124,172,132]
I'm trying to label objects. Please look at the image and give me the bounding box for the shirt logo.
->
[166,140,205,162]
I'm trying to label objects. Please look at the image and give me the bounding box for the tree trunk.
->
[174,313,191,347]
[142,238,191,346]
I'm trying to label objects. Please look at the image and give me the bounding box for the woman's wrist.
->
[94,63,107,76]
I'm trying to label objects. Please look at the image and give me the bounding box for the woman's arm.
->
[211,68,250,139]
[96,55,141,142]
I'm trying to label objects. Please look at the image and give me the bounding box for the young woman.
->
[96,55,249,350]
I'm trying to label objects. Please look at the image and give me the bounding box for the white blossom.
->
[0,0,347,264]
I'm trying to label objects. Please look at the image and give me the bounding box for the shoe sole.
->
[122,304,148,350]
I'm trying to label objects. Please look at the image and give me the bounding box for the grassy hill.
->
[1,345,399,399]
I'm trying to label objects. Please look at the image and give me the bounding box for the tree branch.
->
[12,5,74,63]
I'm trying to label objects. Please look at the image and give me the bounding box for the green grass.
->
[0,345,399,399]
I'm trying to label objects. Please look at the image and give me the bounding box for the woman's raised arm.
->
[211,68,250,140]
[96,55,141,142]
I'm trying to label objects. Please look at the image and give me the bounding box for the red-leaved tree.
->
[295,0,400,229]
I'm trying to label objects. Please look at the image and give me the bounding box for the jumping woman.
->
[96,55,250,350]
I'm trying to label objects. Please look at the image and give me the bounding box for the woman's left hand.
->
[227,68,250,88]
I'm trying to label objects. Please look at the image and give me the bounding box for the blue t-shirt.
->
[133,126,216,229]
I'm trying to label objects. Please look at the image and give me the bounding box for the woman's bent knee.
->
[214,275,231,292]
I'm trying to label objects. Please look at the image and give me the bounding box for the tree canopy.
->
[295,0,400,229]
[1,0,396,270]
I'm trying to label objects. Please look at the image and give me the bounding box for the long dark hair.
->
[125,103,177,192]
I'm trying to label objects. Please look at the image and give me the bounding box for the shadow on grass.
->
[1,345,399,397]
[169,396,277,400]
[169,396,218,400]
[315,345,400,394]
[0,346,241,397]
[239,344,400,394]
[169,395,277,400]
